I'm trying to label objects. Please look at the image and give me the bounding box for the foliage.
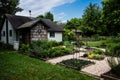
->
[32,45,49,58]
[83,53,88,57]
[93,49,104,55]
[88,53,105,60]
[106,37,120,43]
[65,18,82,30]
[20,44,31,55]
[82,3,102,36]
[31,40,73,59]
[106,38,120,56]
[0,0,22,28]
[60,59,94,70]
[0,51,96,80]
[31,40,58,58]
[102,0,120,35]
[83,49,105,60]
[63,29,75,41]
[106,43,120,56]
[91,34,100,39]
[63,41,73,47]
[37,11,54,21]
[85,40,106,48]
[44,12,54,21]
[107,57,120,77]
[111,64,120,77]
[49,46,72,58]
[0,42,13,50]
[75,39,85,48]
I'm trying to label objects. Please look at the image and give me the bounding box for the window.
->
[9,30,12,37]
[50,32,55,38]
[3,31,5,36]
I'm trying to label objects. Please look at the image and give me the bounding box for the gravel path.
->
[46,48,111,76]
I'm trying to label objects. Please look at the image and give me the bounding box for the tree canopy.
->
[82,3,102,36]
[102,0,120,35]
[65,18,82,30]
[0,0,22,29]
[0,0,22,15]
[37,12,54,21]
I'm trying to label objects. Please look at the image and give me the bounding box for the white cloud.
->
[16,0,76,18]
[54,12,67,22]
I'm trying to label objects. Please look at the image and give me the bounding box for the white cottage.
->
[0,14,63,45]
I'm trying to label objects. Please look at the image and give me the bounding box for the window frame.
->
[3,31,5,37]
[9,30,12,37]
[50,32,55,38]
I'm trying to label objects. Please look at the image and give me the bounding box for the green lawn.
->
[85,40,106,47]
[0,51,96,80]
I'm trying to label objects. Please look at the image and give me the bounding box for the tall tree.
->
[36,14,44,19]
[44,12,54,21]
[36,12,54,21]
[0,0,22,29]
[82,3,102,36]
[65,18,82,30]
[102,0,120,35]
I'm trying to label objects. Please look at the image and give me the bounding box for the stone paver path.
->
[46,48,111,76]
[47,51,85,64]
[81,57,111,76]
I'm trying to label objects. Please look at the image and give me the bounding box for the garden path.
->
[46,48,111,76]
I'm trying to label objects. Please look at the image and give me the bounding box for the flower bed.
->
[83,49,105,60]
[20,41,74,60]
[59,59,95,70]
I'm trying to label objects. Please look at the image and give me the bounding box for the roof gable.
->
[41,19,63,32]
[4,14,34,29]
[18,18,64,32]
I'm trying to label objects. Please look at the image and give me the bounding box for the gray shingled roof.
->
[17,20,38,29]
[4,14,63,32]
[4,14,34,29]
[40,19,64,32]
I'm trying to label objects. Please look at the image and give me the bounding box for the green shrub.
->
[92,34,100,39]
[83,53,88,57]
[49,46,65,57]
[20,44,31,55]
[93,49,104,55]
[92,54,104,60]
[31,40,73,58]
[88,53,94,59]
[111,64,120,77]
[63,41,74,49]
[106,43,120,56]
[107,57,120,77]
[88,53,104,60]
[0,42,13,50]
[63,41,71,47]
[75,41,85,48]
[63,48,72,54]
[31,43,49,58]
[47,40,59,47]
[100,42,106,48]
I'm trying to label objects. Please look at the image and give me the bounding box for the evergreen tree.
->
[82,3,102,36]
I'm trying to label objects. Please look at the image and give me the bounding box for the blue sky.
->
[16,0,102,22]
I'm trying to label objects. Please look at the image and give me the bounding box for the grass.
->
[0,51,96,80]
[85,40,106,47]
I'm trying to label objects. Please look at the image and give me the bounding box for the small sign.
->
[37,29,42,33]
